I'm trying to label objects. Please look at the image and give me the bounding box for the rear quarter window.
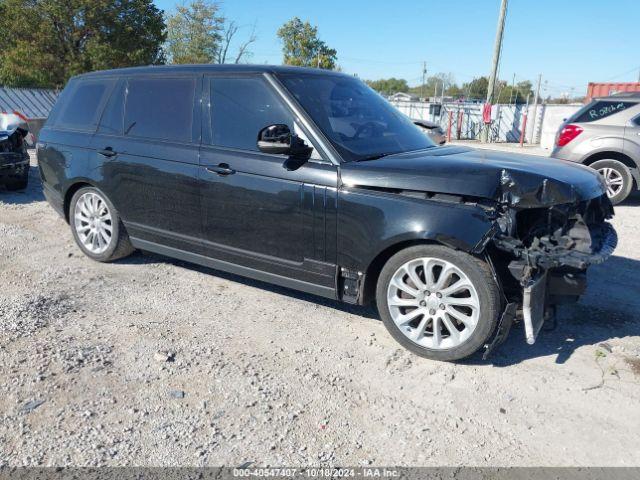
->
[573,100,636,123]
[55,79,113,131]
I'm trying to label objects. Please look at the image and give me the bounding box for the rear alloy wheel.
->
[591,159,633,205]
[376,245,501,361]
[69,187,134,262]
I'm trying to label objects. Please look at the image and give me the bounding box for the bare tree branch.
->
[217,20,238,64]
[234,23,256,64]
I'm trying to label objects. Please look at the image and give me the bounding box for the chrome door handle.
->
[206,163,235,176]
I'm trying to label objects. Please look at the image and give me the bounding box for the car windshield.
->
[278,73,435,162]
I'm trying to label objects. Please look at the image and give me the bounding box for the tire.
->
[590,159,633,205]
[69,186,135,262]
[376,245,501,362]
[5,167,29,191]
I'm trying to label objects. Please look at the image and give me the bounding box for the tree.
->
[446,84,464,98]
[277,17,337,69]
[463,76,490,100]
[365,78,409,96]
[166,0,224,64]
[409,72,457,98]
[496,80,533,104]
[0,0,166,89]
[218,21,257,64]
[166,1,257,65]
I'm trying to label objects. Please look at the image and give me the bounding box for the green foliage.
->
[409,73,457,98]
[447,84,464,98]
[496,80,533,104]
[166,0,224,64]
[277,17,337,70]
[462,76,490,100]
[365,78,409,96]
[0,0,166,89]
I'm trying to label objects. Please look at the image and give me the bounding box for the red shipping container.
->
[586,82,640,102]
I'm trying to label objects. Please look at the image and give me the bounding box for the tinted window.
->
[124,77,195,142]
[633,116,640,127]
[280,74,434,162]
[98,80,125,135]
[573,101,636,123]
[209,77,293,151]
[47,79,77,126]
[56,79,112,130]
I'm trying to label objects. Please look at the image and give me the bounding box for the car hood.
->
[340,146,606,207]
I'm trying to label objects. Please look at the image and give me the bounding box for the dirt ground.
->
[1,153,639,467]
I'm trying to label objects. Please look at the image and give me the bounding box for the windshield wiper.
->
[356,152,394,162]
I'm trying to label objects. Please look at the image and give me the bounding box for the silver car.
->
[552,92,640,204]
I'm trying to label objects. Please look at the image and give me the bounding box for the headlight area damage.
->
[0,113,30,187]
[481,169,617,357]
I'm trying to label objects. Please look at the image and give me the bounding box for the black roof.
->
[77,64,350,79]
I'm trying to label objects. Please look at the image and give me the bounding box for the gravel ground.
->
[1,153,639,467]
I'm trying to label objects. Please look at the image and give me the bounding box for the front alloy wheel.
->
[376,245,501,361]
[386,257,480,350]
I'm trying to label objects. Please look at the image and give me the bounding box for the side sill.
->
[130,237,338,302]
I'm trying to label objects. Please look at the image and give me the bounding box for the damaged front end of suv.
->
[0,113,30,191]
[483,167,617,355]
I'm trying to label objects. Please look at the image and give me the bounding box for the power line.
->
[602,66,640,82]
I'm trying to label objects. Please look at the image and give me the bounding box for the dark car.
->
[412,119,446,145]
[37,65,617,361]
[0,113,30,191]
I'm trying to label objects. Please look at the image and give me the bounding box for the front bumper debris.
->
[0,153,29,180]
[494,222,617,270]
[485,196,617,352]
[522,271,548,345]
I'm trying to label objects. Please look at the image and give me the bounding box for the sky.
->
[153,0,640,98]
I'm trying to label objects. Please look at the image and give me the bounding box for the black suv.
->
[38,65,617,361]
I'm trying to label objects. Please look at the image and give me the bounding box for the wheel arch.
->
[361,238,451,305]
[63,180,98,223]
[582,151,639,189]
[582,150,637,169]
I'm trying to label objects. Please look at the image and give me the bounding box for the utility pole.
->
[481,0,508,142]
[421,61,427,100]
[530,73,542,144]
[509,73,516,104]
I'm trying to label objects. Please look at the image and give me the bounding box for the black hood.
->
[340,146,606,207]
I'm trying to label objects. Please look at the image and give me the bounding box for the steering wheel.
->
[353,121,381,139]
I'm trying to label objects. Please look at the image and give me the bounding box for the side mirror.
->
[257,124,313,161]
[257,124,292,155]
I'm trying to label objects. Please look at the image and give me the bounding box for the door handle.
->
[206,163,235,176]
[98,147,117,158]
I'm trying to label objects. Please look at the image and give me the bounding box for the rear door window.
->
[56,79,113,131]
[124,77,196,143]
[208,76,293,151]
[573,100,636,123]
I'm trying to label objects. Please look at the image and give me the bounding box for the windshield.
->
[278,73,435,162]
